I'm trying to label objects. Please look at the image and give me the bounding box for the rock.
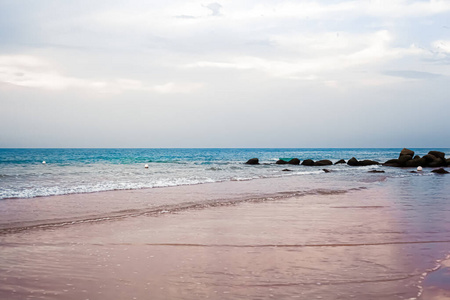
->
[314,160,333,166]
[301,159,315,166]
[414,155,421,160]
[447,158,450,166]
[335,159,346,165]
[399,148,415,158]
[431,168,449,174]
[429,151,445,160]
[429,158,445,168]
[383,159,400,167]
[410,171,418,173]
[398,155,412,166]
[288,158,300,165]
[405,158,421,168]
[423,154,437,163]
[347,157,359,166]
[368,170,385,173]
[276,159,289,165]
[359,160,380,166]
[282,169,292,172]
[245,158,259,165]
[322,169,331,173]
[422,154,445,167]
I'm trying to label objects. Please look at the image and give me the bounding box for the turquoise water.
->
[0,148,449,199]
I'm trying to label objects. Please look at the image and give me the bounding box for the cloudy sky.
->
[1,0,449,148]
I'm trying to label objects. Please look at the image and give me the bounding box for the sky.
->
[0,0,449,148]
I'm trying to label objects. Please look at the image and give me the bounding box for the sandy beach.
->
[2,174,450,300]
[2,0,450,297]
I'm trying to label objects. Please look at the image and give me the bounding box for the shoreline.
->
[0,174,368,232]
[1,165,449,299]
[2,179,450,299]
[0,186,428,300]
[420,257,450,299]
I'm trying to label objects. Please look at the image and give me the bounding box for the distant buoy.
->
[144,164,149,169]
[417,166,423,171]
[42,161,46,164]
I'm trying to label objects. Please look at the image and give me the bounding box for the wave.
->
[0,186,367,234]
[0,178,220,200]
[0,165,366,200]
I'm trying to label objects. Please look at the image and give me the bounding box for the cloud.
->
[0,55,203,94]
[186,30,426,82]
[147,82,204,94]
[433,39,450,54]
[227,0,450,21]
[175,15,197,19]
[364,0,450,18]
[383,70,442,79]
[0,55,85,90]
[205,3,222,16]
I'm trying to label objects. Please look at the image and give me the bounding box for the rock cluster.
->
[383,148,449,168]
[276,158,300,165]
[347,157,379,166]
[245,148,448,172]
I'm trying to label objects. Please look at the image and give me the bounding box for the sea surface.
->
[1,148,448,200]
[1,148,450,299]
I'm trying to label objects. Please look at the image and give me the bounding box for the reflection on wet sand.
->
[2,184,447,300]
[421,259,450,300]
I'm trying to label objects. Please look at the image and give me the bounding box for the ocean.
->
[1,148,450,299]
[0,148,446,200]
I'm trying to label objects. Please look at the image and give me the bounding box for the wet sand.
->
[421,258,450,300]
[2,182,449,300]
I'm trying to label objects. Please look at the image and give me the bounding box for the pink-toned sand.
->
[1,182,435,300]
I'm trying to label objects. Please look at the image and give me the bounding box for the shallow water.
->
[0,170,450,299]
[1,148,448,199]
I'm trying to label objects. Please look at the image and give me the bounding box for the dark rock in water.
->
[399,148,414,158]
[447,158,450,166]
[245,158,259,165]
[282,169,292,172]
[398,155,412,166]
[431,168,449,174]
[384,159,398,164]
[347,157,359,166]
[410,171,418,173]
[368,170,385,173]
[335,159,346,165]
[416,157,427,166]
[359,160,380,166]
[314,160,333,166]
[405,158,422,168]
[429,158,445,168]
[276,159,289,165]
[429,151,445,160]
[301,159,314,166]
[288,158,300,165]
[383,159,400,167]
[422,154,445,167]
[423,154,437,163]
[322,169,331,173]
[414,155,421,160]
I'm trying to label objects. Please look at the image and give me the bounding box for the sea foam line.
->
[0,187,366,235]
